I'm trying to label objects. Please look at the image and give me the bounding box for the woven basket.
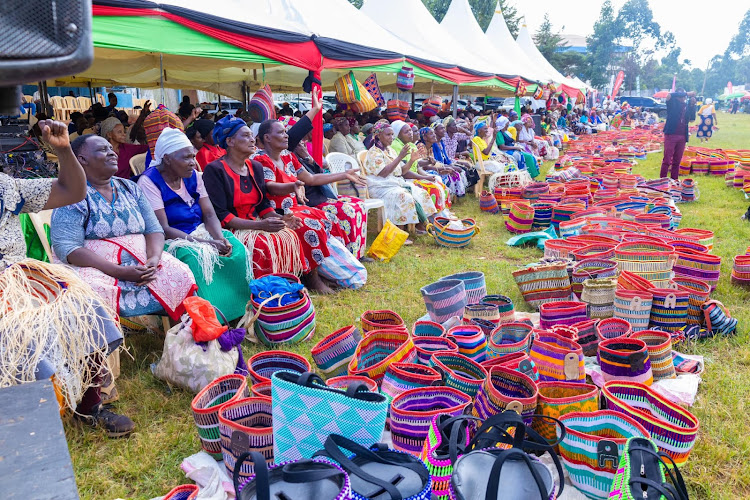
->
[596,317,632,342]
[311,325,361,378]
[439,271,486,305]
[533,382,599,445]
[598,337,653,386]
[571,243,616,262]
[602,381,699,467]
[462,303,500,325]
[428,352,487,398]
[523,181,550,201]
[559,218,587,238]
[613,290,653,333]
[446,324,487,362]
[617,270,654,291]
[571,259,617,298]
[250,381,272,400]
[413,336,459,365]
[673,249,721,290]
[486,322,533,359]
[529,331,585,383]
[505,202,535,234]
[420,279,467,324]
[472,365,538,423]
[248,350,311,385]
[218,397,273,481]
[512,262,572,310]
[570,319,600,356]
[614,241,676,288]
[674,228,714,251]
[479,191,500,214]
[480,294,515,324]
[480,351,539,382]
[630,330,675,381]
[348,329,417,387]
[162,485,199,500]
[649,288,689,333]
[412,320,446,338]
[191,374,250,459]
[249,273,315,346]
[426,217,480,248]
[326,375,379,392]
[670,277,711,325]
[544,239,582,260]
[532,202,554,229]
[381,362,442,408]
[390,386,472,455]
[581,277,618,319]
[469,318,497,336]
[539,301,588,329]
[360,309,407,335]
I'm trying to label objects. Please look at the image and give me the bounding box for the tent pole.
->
[87,81,94,105]
[452,85,458,119]
[242,82,248,110]
[159,53,164,104]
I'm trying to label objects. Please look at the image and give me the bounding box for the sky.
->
[517,0,748,69]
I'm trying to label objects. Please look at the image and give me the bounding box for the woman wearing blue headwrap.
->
[418,125,468,198]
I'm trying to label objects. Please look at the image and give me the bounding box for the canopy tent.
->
[568,76,591,91]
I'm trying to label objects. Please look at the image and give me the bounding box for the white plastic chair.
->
[327,152,386,232]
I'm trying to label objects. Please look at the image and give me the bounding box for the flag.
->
[611,71,625,99]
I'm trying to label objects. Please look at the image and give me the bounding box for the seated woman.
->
[417,125,468,198]
[137,128,252,321]
[293,137,369,259]
[363,121,438,241]
[5,121,132,436]
[390,120,449,212]
[471,120,512,174]
[98,116,149,179]
[515,117,544,174]
[190,119,225,170]
[495,116,537,178]
[328,116,366,157]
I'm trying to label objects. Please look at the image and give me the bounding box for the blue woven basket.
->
[420,279,467,324]
[439,271,486,305]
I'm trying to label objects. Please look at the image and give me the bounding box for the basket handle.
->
[237,293,285,341]
[664,293,678,309]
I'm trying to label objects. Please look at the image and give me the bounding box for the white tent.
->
[515,24,586,91]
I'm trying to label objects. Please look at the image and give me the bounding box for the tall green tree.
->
[534,14,565,63]
[727,8,750,57]
[584,0,619,88]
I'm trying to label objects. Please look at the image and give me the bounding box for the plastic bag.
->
[367,219,409,262]
[319,238,367,289]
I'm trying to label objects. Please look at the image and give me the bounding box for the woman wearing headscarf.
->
[471,119,510,174]
[201,116,311,288]
[328,116,366,156]
[418,125,467,198]
[495,116,539,178]
[696,98,717,142]
[363,121,437,239]
[137,128,252,321]
[515,116,543,175]
[191,118,224,170]
[98,116,149,179]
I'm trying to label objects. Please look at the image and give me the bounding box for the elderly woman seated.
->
[417,125,468,198]
[472,119,513,174]
[363,121,438,241]
[98,116,149,179]
[328,116,366,156]
[495,116,539,178]
[136,128,252,321]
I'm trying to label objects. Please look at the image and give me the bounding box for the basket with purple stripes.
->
[539,301,588,329]
[522,182,550,201]
[420,279,467,324]
[598,337,653,386]
[462,303,500,325]
[480,294,515,324]
[412,320,446,338]
[531,202,554,229]
[446,324,487,363]
[505,202,535,234]
[673,249,721,291]
[311,325,361,379]
[381,362,442,409]
[571,258,617,298]
[486,322,533,359]
[218,397,274,481]
[413,336,459,365]
[570,318,600,356]
[428,352,487,398]
[438,271,486,305]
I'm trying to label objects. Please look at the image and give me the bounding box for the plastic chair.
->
[50,96,67,121]
[471,142,490,197]
[129,153,147,176]
[63,96,79,114]
[77,96,92,110]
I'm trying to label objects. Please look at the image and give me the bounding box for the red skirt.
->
[318,196,367,259]
[289,205,335,271]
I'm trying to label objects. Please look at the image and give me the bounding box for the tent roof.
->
[515,24,587,92]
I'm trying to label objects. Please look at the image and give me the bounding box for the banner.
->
[611,71,625,99]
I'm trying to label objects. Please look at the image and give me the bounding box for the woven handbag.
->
[381,362,442,409]
[422,95,443,118]
[505,202,535,234]
[247,84,276,123]
[472,365,538,423]
[486,322,533,359]
[311,325,361,379]
[512,261,572,310]
[581,277,618,319]
[531,202,554,229]
[532,382,599,446]
[571,258,618,298]
[219,397,274,481]
[191,374,250,459]
[247,274,315,346]
[674,228,714,251]
[670,277,711,325]
[617,270,654,292]
[386,100,408,121]
[348,329,417,386]
[396,66,415,91]
[426,217,480,248]
[334,72,360,103]
[326,375,379,393]
[413,336,459,365]
[529,331,585,383]
[613,290,653,333]
[558,410,650,500]
[428,352,487,398]
[439,271,486,305]
[480,294,515,324]
[571,243,616,262]
[544,238,582,260]
[522,181,550,201]
[412,320,446,338]
[360,309,407,335]
[614,241,676,288]
[673,249,721,290]
[248,350,311,385]
[479,191,500,214]
[570,319,600,356]
[702,299,738,336]
[598,338,653,386]
[420,279,467,323]
[602,381,699,467]
[648,288,689,333]
[271,371,388,462]
[539,301,588,329]
[390,386,472,455]
[363,73,385,107]
[630,330,675,381]
[596,317,633,342]
[446,324,487,362]
[462,304,500,326]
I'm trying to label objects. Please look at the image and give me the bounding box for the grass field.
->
[66,112,750,499]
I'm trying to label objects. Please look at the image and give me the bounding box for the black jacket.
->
[663,95,696,140]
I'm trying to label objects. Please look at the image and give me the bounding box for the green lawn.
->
[66,113,750,499]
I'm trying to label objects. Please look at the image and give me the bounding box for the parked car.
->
[616,96,667,117]
[210,99,243,116]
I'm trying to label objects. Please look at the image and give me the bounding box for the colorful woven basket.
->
[479,191,500,214]
[481,351,539,382]
[614,241,676,288]
[428,352,487,398]
[596,317,633,342]
[218,397,274,481]
[613,290,653,333]
[311,325,361,378]
[598,338,653,386]
[250,381,272,400]
[648,288,689,333]
[571,318,600,356]
[248,350,311,385]
[617,270,654,292]
[630,330,675,381]
[539,301,588,329]
[544,239,582,260]
[602,381,699,467]
[420,279,467,324]
[162,485,199,500]
[421,414,479,500]
[390,386,472,455]
[249,274,316,346]
[412,320,446,338]
[396,65,415,91]
[512,262,572,310]
[462,303,500,325]
[558,410,650,500]
[326,375,379,393]
[486,322,533,359]
[347,329,417,387]
[532,202,554,229]
[581,277,618,319]
[480,294,515,324]
[446,324,487,362]
[505,202,535,234]
[533,382,599,445]
[673,249,721,291]
[191,374,250,459]
[360,309,407,335]
[674,228,713,251]
[571,243,616,262]
[469,318,496,336]
[529,331,585,383]
[472,365,538,424]
[439,271,486,305]
[670,277,711,325]
[413,336,459,365]
[571,258,618,298]
[426,217,480,248]
[381,362,442,412]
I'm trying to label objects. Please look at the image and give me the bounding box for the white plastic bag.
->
[319,238,367,289]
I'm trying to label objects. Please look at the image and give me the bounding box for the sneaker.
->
[76,404,135,438]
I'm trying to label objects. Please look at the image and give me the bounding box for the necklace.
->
[88,179,117,207]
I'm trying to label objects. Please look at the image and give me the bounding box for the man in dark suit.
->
[660,88,697,180]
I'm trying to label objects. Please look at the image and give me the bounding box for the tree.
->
[348,0,363,7]
[614,0,661,67]
[534,14,565,63]
[727,8,750,57]
[584,0,620,88]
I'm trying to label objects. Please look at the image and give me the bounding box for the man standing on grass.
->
[661,88,697,180]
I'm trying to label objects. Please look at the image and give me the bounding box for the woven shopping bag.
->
[413,336,459,365]
[439,271,486,305]
[387,100,409,121]
[596,317,632,342]
[602,381,700,467]
[381,362,442,411]
[421,414,481,500]
[480,294,515,324]
[539,301,588,329]
[446,324,487,363]
[481,350,539,382]
[571,318,600,356]
[613,290,653,333]
[486,322,533,359]
[396,66,415,91]
[598,337,654,386]
[428,352,487,398]
[363,73,385,106]
[347,329,416,386]
[472,365,538,423]
[191,374,250,459]
[367,220,409,262]
[505,202,535,234]
[420,279,467,324]
[412,320,446,338]
[529,331,585,383]
[218,397,274,481]
[248,350,311,385]
[581,277,617,319]
[558,410,650,500]
[630,330,676,381]
[532,382,599,446]
[670,277,711,325]
[334,71,363,104]
[360,309,407,335]
[648,288,689,333]
[462,303,500,325]
[479,191,500,214]
[247,84,276,123]
[311,325,361,379]
[271,371,388,462]
[512,261,572,310]
[571,258,618,298]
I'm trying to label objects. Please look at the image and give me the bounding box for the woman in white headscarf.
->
[696,98,717,142]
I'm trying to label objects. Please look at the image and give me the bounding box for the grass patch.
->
[67,113,750,499]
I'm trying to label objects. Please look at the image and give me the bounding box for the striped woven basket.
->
[614,241,677,288]
[347,329,417,387]
[249,274,316,346]
[218,397,273,481]
[462,303,500,325]
[602,381,699,467]
[439,271,486,305]
[412,320,446,338]
[559,218,588,238]
[617,270,654,292]
[613,290,653,333]
[446,324,487,363]
[469,318,497,336]
[570,319,600,356]
[472,365,538,423]
[480,294,515,324]
[512,262,573,310]
[598,337,653,386]
[481,351,539,381]
[522,181,550,201]
[539,301,588,329]
[479,191,500,214]
[552,203,587,228]
[558,411,650,500]
[326,375,379,392]
[428,352,487,398]
[529,331,585,383]
[544,239,582,260]
[191,374,250,459]
[571,258,618,298]
[674,228,714,251]
[420,279,467,324]
[248,350,311,385]
[413,336,459,365]
[505,202,535,234]
[571,243,616,262]
[630,330,675,381]
[250,381,272,400]
[390,386,472,455]
[670,277,711,325]
[732,254,750,286]
[162,485,199,500]
[581,277,618,319]
[648,288,689,333]
[673,249,721,290]
[311,325,361,379]
[486,322,533,359]
[426,217,480,248]
[533,382,599,446]
[360,310,407,335]
[532,202,554,229]
[550,324,580,341]
[381,362,442,408]
[596,317,633,342]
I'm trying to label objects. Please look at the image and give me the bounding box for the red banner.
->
[611,71,625,99]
